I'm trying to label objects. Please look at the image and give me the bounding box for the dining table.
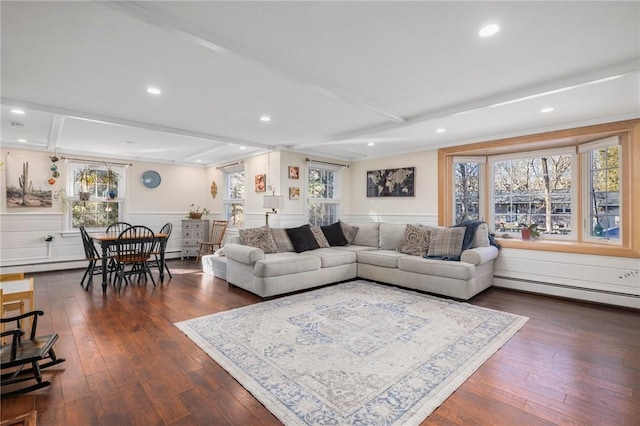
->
[90,232,169,293]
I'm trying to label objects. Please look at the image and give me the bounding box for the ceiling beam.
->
[100,1,405,124]
[1,97,266,149]
[291,60,640,149]
[47,114,65,151]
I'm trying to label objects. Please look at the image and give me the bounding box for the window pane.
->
[493,155,572,235]
[226,170,245,199]
[454,162,479,223]
[588,146,620,239]
[225,203,244,228]
[308,203,337,226]
[72,201,120,228]
[308,168,335,199]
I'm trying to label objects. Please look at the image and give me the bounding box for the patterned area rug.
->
[176,280,528,425]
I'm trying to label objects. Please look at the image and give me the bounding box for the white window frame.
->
[452,156,486,224]
[579,136,622,245]
[222,164,245,228]
[305,162,342,226]
[488,147,577,240]
[65,161,127,231]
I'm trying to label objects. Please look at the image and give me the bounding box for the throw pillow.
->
[427,227,466,257]
[238,226,279,254]
[270,228,294,252]
[339,220,359,245]
[285,225,321,253]
[321,222,349,246]
[397,224,431,256]
[310,225,330,248]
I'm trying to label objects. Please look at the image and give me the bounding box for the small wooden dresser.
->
[181,219,209,260]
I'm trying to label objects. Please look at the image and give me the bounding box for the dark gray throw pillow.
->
[321,222,349,246]
[285,225,321,253]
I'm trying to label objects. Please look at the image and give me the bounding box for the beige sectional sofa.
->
[223,222,499,300]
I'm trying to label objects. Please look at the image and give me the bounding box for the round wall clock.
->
[141,170,161,188]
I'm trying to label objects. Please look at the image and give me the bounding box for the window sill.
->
[496,237,638,258]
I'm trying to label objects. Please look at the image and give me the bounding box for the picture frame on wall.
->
[288,166,299,179]
[289,187,300,200]
[255,174,266,192]
[366,167,415,197]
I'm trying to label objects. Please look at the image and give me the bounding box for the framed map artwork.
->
[366,167,415,197]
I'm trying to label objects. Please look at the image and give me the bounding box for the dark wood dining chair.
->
[148,222,173,280]
[1,310,65,398]
[79,227,106,290]
[195,220,228,264]
[113,225,156,290]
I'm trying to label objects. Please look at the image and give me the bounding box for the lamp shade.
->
[263,195,284,210]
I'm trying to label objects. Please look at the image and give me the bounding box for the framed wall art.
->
[289,187,300,200]
[255,174,266,192]
[288,166,300,179]
[366,167,415,197]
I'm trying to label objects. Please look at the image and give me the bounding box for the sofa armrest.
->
[224,243,265,265]
[460,246,499,266]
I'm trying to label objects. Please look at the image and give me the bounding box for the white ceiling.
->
[2,1,639,166]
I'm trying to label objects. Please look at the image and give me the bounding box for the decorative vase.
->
[521,228,531,240]
[189,212,203,220]
[79,191,91,201]
[107,189,117,199]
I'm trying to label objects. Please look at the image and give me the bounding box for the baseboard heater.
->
[494,275,639,299]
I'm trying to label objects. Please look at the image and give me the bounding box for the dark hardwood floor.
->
[2,260,638,425]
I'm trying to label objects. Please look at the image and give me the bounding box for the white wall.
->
[2,147,638,308]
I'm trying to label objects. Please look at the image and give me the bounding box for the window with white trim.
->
[580,136,621,241]
[489,147,575,238]
[223,166,245,228]
[307,163,341,226]
[453,156,485,223]
[67,161,126,229]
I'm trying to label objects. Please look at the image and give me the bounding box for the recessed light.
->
[436,128,446,133]
[540,107,554,113]
[196,160,202,163]
[239,146,246,150]
[146,87,161,95]
[11,109,25,115]
[260,115,271,122]
[479,24,500,37]
[367,142,375,146]
[17,138,27,143]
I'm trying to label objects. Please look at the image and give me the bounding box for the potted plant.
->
[103,163,119,199]
[187,204,211,220]
[521,223,540,240]
[75,166,97,201]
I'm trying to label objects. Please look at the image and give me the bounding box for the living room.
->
[1,2,639,425]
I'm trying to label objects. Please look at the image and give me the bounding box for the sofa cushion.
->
[286,225,321,253]
[339,220,359,244]
[427,227,465,257]
[321,222,349,246]
[239,226,278,254]
[472,223,490,248]
[254,253,321,278]
[398,256,475,281]
[270,228,294,252]
[379,223,407,250]
[313,248,357,268]
[397,224,431,256]
[310,225,330,248]
[330,245,378,253]
[350,222,380,247]
[357,250,407,268]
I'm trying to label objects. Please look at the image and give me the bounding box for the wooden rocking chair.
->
[0,311,65,398]
[195,220,228,264]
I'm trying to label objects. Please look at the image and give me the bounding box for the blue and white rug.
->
[175,280,528,425]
